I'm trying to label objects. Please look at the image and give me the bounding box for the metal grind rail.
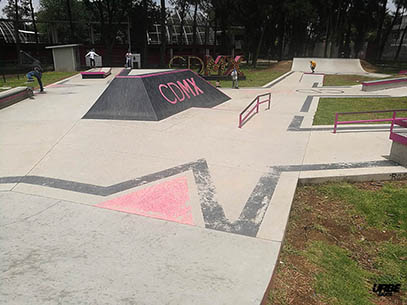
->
[390,111,407,145]
[333,109,407,133]
[238,93,271,128]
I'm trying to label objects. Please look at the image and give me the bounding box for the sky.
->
[0,0,399,18]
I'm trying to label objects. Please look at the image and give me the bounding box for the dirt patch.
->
[354,180,407,192]
[267,181,407,305]
[361,60,380,73]
[271,60,293,72]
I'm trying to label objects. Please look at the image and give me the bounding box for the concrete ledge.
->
[0,87,32,109]
[362,77,407,92]
[390,141,407,167]
[81,67,112,79]
[263,71,294,88]
[298,170,407,185]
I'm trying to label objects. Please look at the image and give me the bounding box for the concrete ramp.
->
[292,58,367,74]
[83,69,230,121]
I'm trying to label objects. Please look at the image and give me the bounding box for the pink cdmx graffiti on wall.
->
[159,77,204,104]
[168,55,244,77]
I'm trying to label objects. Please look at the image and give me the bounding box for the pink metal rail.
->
[390,111,407,145]
[333,109,407,133]
[238,93,271,128]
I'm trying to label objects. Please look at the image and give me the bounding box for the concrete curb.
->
[44,72,81,88]
[298,169,407,185]
[263,71,294,88]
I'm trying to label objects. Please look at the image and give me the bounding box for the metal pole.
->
[256,97,259,113]
[334,113,339,133]
[127,15,131,53]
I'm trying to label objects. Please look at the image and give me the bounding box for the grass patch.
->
[267,180,407,305]
[209,61,291,88]
[322,74,398,87]
[313,97,407,125]
[373,242,407,285]
[305,241,373,305]
[319,182,407,237]
[361,60,407,75]
[322,60,407,86]
[0,71,78,91]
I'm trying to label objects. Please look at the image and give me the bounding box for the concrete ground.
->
[1,67,407,305]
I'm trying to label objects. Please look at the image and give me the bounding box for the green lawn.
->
[0,71,78,91]
[209,62,290,88]
[361,59,407,75]
[313,97,407,125]
[268,180,407,305]
[322,74,399,87]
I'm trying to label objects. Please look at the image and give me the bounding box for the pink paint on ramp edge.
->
[115,69,190,79]
[95,176,194,225]
[81,72,105,75]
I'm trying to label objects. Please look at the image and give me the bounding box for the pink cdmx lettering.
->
[159,77,204,104]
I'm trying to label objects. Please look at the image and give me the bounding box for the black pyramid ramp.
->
[83,69,231,121]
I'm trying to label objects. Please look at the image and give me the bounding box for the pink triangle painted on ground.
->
[95,176,194,225]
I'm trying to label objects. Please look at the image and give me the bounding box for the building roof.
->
[45,44,81,49]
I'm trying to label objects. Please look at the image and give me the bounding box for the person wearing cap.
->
[310,60,316,73]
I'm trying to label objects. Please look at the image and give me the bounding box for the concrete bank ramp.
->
[83,69,230,121]
[292,58,367,74]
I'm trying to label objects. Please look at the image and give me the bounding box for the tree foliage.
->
[7,0,406,65]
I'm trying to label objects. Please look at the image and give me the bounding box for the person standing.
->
[231,68,239,89]
[26,66,44,93]
[125,51,132,68]
[86,49,99,68]
[310,60,317,73]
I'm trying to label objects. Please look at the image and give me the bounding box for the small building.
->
[45,44,81,72]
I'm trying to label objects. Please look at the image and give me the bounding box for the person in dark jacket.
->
[26,66,44,92]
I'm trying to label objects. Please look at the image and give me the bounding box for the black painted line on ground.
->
[0,159,402,238]
[265,71,295,88]
[287,116,305,131]
[300,96,313,112]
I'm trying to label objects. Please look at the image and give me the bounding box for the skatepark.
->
[1,59,407,304]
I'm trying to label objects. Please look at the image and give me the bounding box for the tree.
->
[160,0,167,67]
[2,0,30,19]
[2,0,30,64]
[37,0,88,43]
[394,0,407,59]
[170,0,189,44]
[83,0,131,65]
[28,0,39,45]
[66,0,75,41]
[190,0,200,45]
[129,0,160,67]
[377,1,402,59]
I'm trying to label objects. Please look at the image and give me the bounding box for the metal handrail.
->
[390,111,407,145]
[238,93,271,128]
[333,109,407,133]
